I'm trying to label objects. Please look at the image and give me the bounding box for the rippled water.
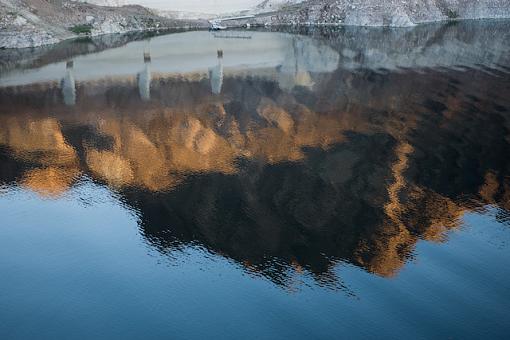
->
[1,22,510,339]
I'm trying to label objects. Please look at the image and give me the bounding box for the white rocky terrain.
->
[76,0,510,24]
[1,0,510,49]
[78,0,302,14]
[258,0,510,27]
[78,0,304,19]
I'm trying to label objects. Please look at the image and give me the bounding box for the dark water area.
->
[1,21,510,339]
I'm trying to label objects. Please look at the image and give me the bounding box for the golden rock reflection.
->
[0,117,77,166]
[21,167,80,198]
[1,52,509,285]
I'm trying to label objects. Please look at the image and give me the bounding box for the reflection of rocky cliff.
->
[272,20,510,71]
[0,27,509,285]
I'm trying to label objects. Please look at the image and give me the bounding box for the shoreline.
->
[0,25,206,50]
[3,16,510,51]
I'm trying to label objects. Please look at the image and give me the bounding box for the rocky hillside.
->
[253,0,510,27]
[1,0,510,49]
[0,0,204,48]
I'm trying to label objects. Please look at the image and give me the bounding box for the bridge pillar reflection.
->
[138,52,152,101]
[62,60,76,106]
[209,50,224,95]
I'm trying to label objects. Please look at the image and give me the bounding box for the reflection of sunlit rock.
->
[479,171,499,204]
[384,142,414,225]
[355,226,414,278]
[0,117,77,166]
[501,182,510,212]
[257,98,294,133]
[185,123,217,155]
[122,126,172,191]
[412,189,464,243]
[169,115,237,174]
[21,166,80,198]
[92,119,176,191]
[86,149,134,187]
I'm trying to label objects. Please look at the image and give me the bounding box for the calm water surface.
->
[1,22,510,339]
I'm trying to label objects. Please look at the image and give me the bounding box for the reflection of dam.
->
[3,22,510,91]
[0,31,340,96]
[137,52,152,101]
[61,55,155,104]
[61,61,76,106]
[5,31,340,101]
[209,50,224,95]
